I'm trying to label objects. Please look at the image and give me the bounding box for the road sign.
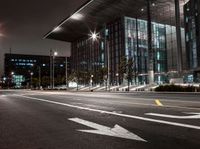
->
[69,117,146,142]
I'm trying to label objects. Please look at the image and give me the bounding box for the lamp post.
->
[50,50,52,89]
[30,72,33,89]
[66,57,68,90]
[38,66,41,89]
[90,32,110,91]
[53,51,58,89]
[10,72,14,89]
[90,74,94,90]
[116,73,119,86]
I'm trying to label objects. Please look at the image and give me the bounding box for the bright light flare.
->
[70,13,83,20]
[54,51,58,56]
[53,26,62,32]
[89,31,99,41]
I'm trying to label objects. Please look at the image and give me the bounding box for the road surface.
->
[0,90,200,149]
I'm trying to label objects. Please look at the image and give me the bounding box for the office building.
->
[4,53,70,88]
[184,0,200,82]
[71,16,187,85]
[45,0,187,85]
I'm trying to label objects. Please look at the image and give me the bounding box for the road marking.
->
[15,95,200,130]
[69,117,146,141]
[155,99,163,106]
[146,112,200,119]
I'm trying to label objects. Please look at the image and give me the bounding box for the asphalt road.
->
[0,90,200,149]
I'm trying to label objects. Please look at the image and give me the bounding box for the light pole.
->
[30,72,33,89]
[66,57,68,90]
[90,74,93,90]
[50,50,52,89]
[90,32,110,91]
[10,72,14,89]
[38,66,41,89]
[116,73,119,86]
[53,51,58,89]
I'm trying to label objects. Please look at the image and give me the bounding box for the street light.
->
[90,31,110,91]
[50,50,58,89]
[116,73,119,86]
[30,72,33,89]
[90,74,94,89]
[53,51,58,89]
[9,72,14,89]
[65,57,68,90]
[38,66,41,89]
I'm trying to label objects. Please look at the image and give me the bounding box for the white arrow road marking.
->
[14,95,200,130]
[69,118,146,142]
[145,113,200,119]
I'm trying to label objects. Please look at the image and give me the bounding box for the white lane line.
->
[15,94,200,130]
[146,112,200,119]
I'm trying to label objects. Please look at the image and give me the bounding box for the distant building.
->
[184,0,200,82]
[4,53,70,88]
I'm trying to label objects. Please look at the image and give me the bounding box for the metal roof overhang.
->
[44,0,185,42]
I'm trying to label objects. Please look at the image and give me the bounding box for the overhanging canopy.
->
[44,0,186,42]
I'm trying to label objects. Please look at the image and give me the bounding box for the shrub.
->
[155,85,200,92]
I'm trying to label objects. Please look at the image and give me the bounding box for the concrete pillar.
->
[147,0,154,84]
[175,0,183,75]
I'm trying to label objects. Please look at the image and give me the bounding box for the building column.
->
[175,0,183,75]
[147,0,154,84]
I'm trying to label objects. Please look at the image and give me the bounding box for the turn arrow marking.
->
[146,112,200,119]
[69,118,146,142]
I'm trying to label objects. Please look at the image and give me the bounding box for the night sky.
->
[0,0,87,75]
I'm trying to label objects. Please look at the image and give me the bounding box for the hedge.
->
[155,85,200,92]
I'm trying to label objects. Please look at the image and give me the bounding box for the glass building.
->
[71,16,180,85]
[184,0,200,82]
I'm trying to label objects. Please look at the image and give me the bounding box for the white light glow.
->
[53,26,62,32]
[54,52,58,56]
[70,13,83,20]
[90,31,99,41]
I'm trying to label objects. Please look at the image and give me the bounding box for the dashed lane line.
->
[155,99,163,106]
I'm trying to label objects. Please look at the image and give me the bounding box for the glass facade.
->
[184,0,200,82]
[124,17,168,84]
[71,16,180,85]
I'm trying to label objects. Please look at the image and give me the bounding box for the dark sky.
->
[0,0,87,75]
